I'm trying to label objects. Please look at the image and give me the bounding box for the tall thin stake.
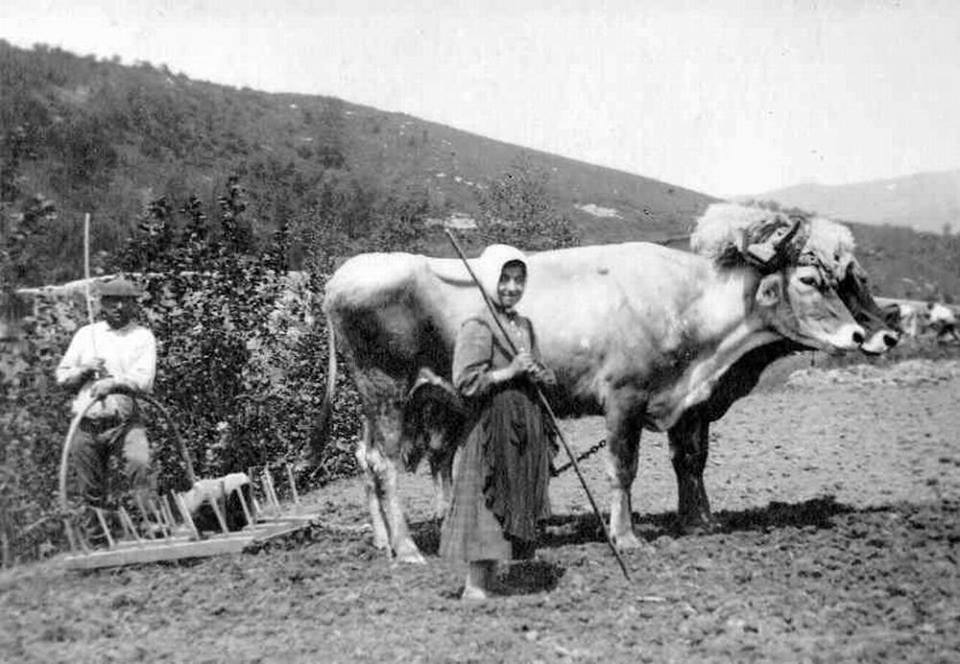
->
[83,213,94,324]
[444,230,631,582]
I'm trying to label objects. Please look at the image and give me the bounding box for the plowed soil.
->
[3,360,960,663]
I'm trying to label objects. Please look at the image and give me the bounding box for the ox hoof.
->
[460,586,489,602]
[612,531,645,551]
[394,544,427,565]
[676,518,721,537]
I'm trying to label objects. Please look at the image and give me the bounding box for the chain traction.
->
[550,438,607,477]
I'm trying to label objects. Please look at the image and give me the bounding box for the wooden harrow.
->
[59,391,319,570]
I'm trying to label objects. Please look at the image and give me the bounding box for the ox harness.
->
[550,437,607,477]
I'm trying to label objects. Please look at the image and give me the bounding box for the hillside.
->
[0,41,713,285]
[2,41,959,299]
[752,170,960,235]
[839,221,960,301]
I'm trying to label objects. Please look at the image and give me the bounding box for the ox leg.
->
[371,406,425,564]
[380,455,425,563]
[356,419,390,551]
[668,413,719,534]
[604,412,644,550]
[429,447,454,522]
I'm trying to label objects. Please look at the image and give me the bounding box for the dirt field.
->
[3,359,960,663]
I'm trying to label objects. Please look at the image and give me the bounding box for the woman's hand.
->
[508,351,537,379]
[529,362,557,386]
[489,352,536,384]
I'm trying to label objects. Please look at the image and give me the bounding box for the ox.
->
[319,203,893,562]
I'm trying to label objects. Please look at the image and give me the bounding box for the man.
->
[927,300,960,343]
[56,277,158,516]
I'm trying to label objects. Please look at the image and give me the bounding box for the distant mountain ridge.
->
[752,169,960,235]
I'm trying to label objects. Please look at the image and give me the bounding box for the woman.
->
[439,246,556,600]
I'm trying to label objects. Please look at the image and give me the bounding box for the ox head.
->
[752,261,864,353]
[835,258,900,354]
[754,217,880,353]
[693,204,866,353]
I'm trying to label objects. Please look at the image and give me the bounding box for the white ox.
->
[319,203,889,562]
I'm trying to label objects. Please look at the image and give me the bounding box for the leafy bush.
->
[0,293,83,566]
[475,155,581,251]
[112,182,363,489]
[0,181,366,565]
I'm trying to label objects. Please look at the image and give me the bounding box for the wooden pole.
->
[444,229,632,582]
[83,213,95,327]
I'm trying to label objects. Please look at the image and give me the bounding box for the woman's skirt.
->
[439,387,552,562]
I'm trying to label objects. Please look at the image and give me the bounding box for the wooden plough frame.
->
[59,391,319,570]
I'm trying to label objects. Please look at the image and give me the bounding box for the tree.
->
[0,194,58,290]
[475,154,580,251]
[113,180,357,485]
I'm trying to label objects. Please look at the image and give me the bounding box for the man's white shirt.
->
[56,321,157,417]
[929,303,956,326]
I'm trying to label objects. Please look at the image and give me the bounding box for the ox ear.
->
[756,273,783,307]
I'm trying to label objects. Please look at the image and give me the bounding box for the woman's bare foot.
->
[461,560,497,600]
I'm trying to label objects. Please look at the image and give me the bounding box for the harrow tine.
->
[135,495,152,532]
[117,506,144,544]
[62,518,78,553]
[149,498,171,537]
[248,466,264,514]
[263,468,281,512]
[259,468,271,511]
[285,464,300,505]
[207,491,229,535]
[234,485,254,527]
[138,496,167,539]
[71,513,92,555]
[172,492,200,540]
[160,495,179,535]
[269,472,282,509]
[93,508,115,549]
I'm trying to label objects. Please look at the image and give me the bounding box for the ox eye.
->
[799,275,820,288]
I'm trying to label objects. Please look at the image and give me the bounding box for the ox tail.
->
[308,313,339,465]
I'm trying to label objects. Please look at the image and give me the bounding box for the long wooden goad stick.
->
[444,230,631,581]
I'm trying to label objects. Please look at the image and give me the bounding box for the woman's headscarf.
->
[475,244,527,308]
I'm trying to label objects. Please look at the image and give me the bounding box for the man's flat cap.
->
[97,277,142,298]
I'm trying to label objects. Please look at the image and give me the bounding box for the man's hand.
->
[80,358,105,379]
[89,377,119,400]
[62,359,105,388]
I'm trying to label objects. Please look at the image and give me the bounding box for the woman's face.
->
[497,263,526,310]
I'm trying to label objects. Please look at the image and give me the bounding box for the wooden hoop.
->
[58,390,197,510]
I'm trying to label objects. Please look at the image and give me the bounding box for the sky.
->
[2,0,959,197]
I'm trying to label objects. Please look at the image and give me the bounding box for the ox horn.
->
[745,215,804,270]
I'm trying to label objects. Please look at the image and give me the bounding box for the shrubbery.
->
[0,181,364,566]
[0,295,79,566]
